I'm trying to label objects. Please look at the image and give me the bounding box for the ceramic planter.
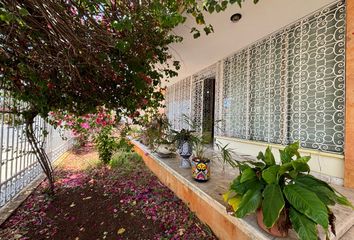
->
[156,144,175,158]
[191,157,210,181]
[256,208,289,238]
[178,140,192,168]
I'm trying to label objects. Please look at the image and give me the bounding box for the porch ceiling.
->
[166,0,336,86]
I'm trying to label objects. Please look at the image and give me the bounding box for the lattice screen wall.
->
[166,0,346,153]
[165,77,192,130]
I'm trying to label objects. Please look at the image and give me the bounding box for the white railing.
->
[0,95,73,207]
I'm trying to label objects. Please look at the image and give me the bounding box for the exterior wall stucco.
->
[215,136,344,185]
[168,0,337,86]
[344,0,354,188]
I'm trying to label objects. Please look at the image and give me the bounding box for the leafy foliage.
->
[262,184,285,228]
[0,0,260,190]
[138,112,173,150]
[109,150,142,171]
[95,126,117,164]
[223,142,354,239]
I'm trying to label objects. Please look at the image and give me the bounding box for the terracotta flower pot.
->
[191,157,210,181]
[256,208,289,238]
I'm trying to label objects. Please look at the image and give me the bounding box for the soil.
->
[0,145,217,240]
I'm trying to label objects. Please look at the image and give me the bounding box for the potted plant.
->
[223,142,354,240]
[140,113,174,155]
[190,139,235,182]
[191,136,211,181]
[171,128,196,168]
[155,137,176,158]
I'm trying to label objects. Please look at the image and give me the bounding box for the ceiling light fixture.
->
[230,13,242,23]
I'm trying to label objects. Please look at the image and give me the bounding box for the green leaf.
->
[279,149,292,163]
[230,176,261,195]
[195,13,205,25]
[335,194,354,209]
[208,5,215,13]
[278,162,293,176]
[295,175,336,205]
[257,151,264,161]
[295,174,354,208]
[284,184,329,229]
[203,25,214,35]
[262,184,285,228]
[19,8,30,16]
[312,186,336,205]
[284,142,301,159]
[291,156,311,173]
[115,40,130,52]
[193,31,201,39]
[236,187,262,218]
[240,168,256,183]
[215,5,222,13]
[289,169,298,178]
[0,11,16,23]
[289,207,318,240]
[264,147,275,165]
[262,165,280,184]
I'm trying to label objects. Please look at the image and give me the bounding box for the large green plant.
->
[95,126,117,164]
[223,142,354,240]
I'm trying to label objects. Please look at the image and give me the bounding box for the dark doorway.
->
[202,78,215,144]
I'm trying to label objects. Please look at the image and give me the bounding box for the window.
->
[220,1,345,153]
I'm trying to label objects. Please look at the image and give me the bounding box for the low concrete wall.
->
[132,141,270,240]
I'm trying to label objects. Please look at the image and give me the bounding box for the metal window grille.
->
[220,0,345,153]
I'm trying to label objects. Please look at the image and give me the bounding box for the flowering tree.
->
[49,109,116,147]
[0,0,258,191]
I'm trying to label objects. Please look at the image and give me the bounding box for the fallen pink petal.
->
[0,146,216,240]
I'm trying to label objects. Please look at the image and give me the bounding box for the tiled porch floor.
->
[133,140,354,240]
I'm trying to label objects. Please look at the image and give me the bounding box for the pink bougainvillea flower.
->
[80,122,90,129]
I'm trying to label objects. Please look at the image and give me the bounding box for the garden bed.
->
[0,145,216,240]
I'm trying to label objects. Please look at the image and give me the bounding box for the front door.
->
[202,78,215,144]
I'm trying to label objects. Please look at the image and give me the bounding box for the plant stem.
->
[24,111,55,193]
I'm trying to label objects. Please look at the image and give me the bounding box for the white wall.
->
[167,0,336,86]
[215,136,344,185]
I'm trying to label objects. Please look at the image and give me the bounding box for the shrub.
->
[109,151,142,170]
[116,137,133,152]
[95,126,117,164]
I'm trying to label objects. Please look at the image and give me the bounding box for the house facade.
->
[165,0,354,188]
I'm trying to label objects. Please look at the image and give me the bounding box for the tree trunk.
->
[24,112,55,193]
